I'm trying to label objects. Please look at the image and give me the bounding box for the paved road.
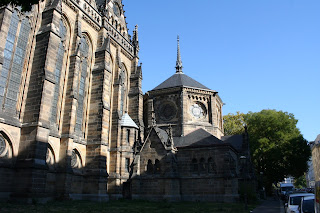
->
[251,198,284,213]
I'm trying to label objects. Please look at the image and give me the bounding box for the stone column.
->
[128,60,144,131]
[56,14,82,198]
[13,3,62,202]
[83,32,112,201]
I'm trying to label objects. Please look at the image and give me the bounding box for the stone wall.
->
[0,0,142,202]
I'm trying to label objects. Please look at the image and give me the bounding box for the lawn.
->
[0,199,257,213]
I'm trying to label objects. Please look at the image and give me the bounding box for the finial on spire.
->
[175,35,183,73]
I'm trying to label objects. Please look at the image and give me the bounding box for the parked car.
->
[298,195,315,213]
[285,193,314,213]
[281,183,295,200]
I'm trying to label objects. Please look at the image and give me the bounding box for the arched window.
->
[71,149,82,169]
[50,19,68,128]
[154,159,160,174]
[46,144,55,170]
[0,133,13,160]
[199,158,206,172]
[208,157,216,174]
[0,11,31,114]
[125,158,130,173]
[119,66,126,117]
[191,158,198,174]
[146,159,153,174]
[75,35,91,135]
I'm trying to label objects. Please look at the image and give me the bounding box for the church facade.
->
[0,0,251,203]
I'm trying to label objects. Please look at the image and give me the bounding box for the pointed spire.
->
[133,25,139,56]
[133,25,139,42]
[175,35,183,73]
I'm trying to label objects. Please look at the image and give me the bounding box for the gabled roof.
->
[152,72,210,91]
[174,128,223,148]
[221,135,244,152]
[154,127,169,145]
[140,126,169,152]
[120,113,138,129]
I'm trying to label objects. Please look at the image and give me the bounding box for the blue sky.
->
[124,0,320,142]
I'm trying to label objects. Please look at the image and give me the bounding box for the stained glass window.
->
[75,36,90,133]
[0,11,18,107]
[50,20,67,126]
[119,68,126,117]
[0,11,31,113]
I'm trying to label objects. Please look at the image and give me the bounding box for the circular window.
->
[159,102,177,121]
[190,102,207,119]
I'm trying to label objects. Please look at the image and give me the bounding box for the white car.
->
[298,195,315,213]
[285,193,314,213]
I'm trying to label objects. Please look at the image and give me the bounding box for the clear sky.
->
[124,0,320,142]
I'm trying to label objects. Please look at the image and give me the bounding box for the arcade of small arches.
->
[191,157,217,174]
[45,145,83,170]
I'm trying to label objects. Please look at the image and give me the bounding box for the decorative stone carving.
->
[158,102,177,121]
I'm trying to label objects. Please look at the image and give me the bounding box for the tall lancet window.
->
[75,35,91,135]
[50,19,68,128]
[119,66,126,117]
[0,11,31,114]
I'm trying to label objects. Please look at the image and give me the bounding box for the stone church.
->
[0,0,252,203]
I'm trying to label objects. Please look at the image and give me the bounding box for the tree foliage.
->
[223,111,246,135]
[0,0,40,11]
[224,109,311,190]
[294,175,307,189]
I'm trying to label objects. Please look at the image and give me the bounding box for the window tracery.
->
[0,134,12,159]
[71,149,82,169]
[0,11,31,114]
[75,35,91,135]
[119,66,126,117]
[51,19,68,128]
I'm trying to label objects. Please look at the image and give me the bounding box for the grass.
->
[0,199,257,213]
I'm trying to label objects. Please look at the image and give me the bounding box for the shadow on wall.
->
[0,132,108,203]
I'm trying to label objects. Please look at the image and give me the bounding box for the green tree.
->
[223,111,246,135]
[0,0,40,11]
[294,175,307,189]
[224,109,311,192]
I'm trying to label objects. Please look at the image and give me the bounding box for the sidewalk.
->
[251,197,284,213]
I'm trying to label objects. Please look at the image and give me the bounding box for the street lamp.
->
[240,155,248,210]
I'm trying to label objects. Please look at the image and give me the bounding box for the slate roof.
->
[120,113,138,129]
[152,72,211,91]
[154,127,169,144]
[221,135,244,152]
[174,128,223,148]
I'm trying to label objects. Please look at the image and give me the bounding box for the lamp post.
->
[240,155,248,210]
